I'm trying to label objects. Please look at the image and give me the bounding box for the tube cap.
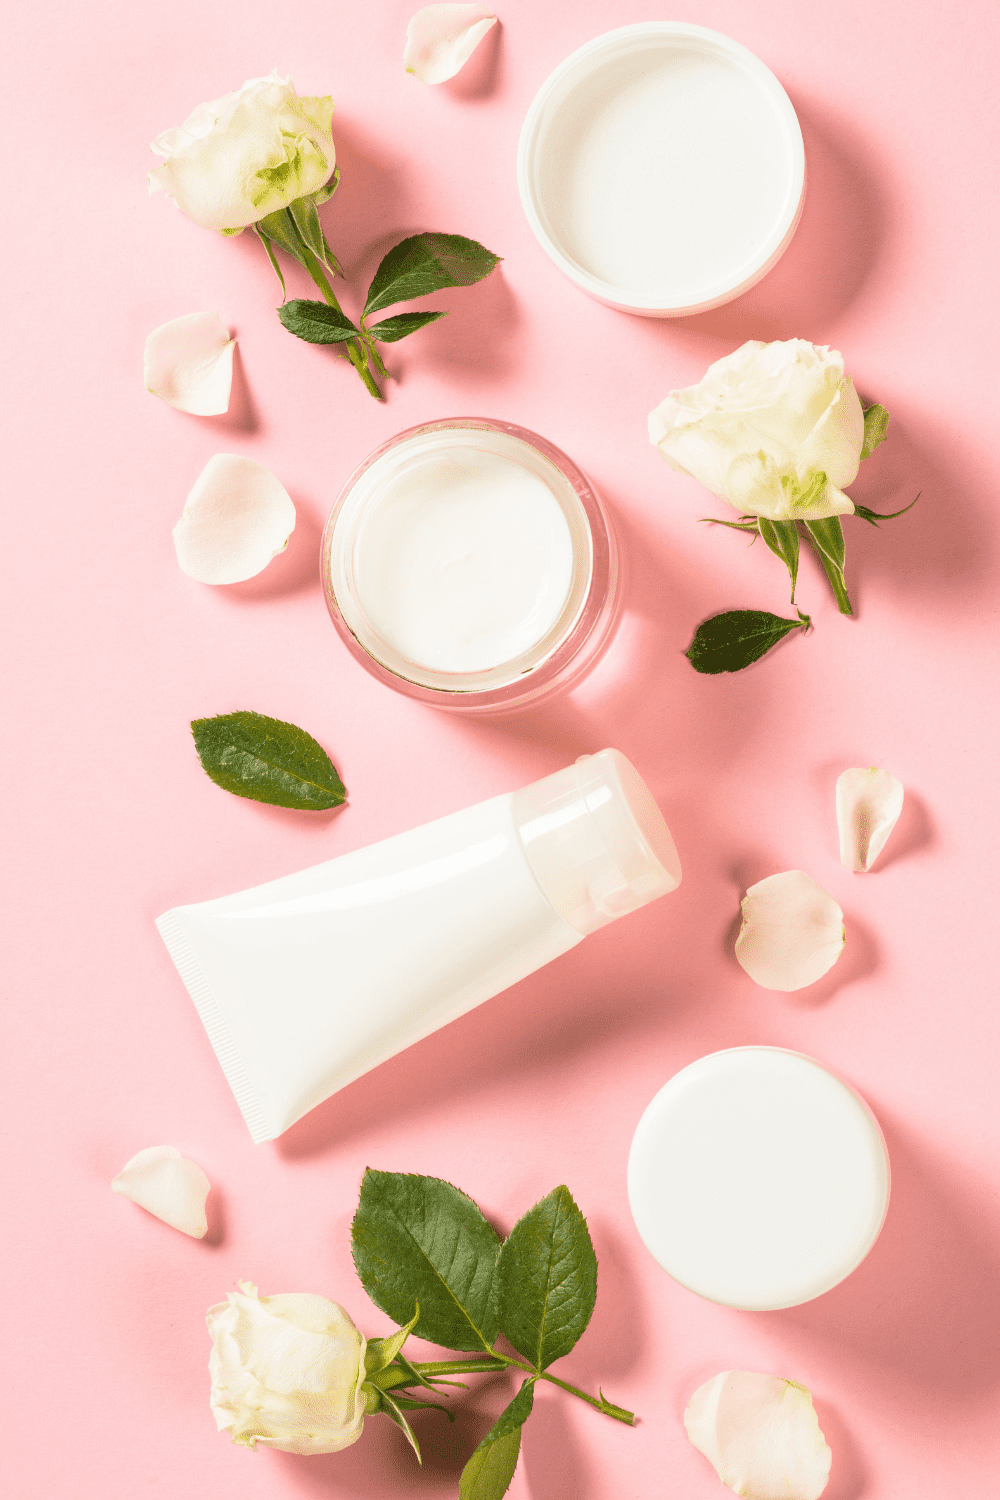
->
[512,749,681,935]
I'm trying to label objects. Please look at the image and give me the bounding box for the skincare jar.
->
[628,1048,890,1310]
[321,418,617,713]
[519,23,805,316]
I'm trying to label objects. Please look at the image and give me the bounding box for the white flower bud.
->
[649,339,865,522]
[207,1283,369,1455]
[148,72,336,233]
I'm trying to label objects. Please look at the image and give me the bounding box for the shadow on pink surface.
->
[813,1398,868,1500]
[845,411,994,611]
[718,894,881,1009]
[758,1112,1000,1399]
[273,1368,515,1495]
[216,498,326,602]
[660,96,890,348]
[437,18,505,104]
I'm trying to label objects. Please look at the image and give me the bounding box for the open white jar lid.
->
[518,23,805,317]
[627,1048,890,1310]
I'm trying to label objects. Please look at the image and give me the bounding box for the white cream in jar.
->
[322,420,616,710]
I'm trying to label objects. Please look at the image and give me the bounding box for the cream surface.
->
[351,442,576,674]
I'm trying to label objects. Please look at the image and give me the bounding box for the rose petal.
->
[112,1145,210,1238]
[173,454,295,584]
[685,1371,832,1500]
[404,5,498,84]
[145,312,235,415]
[837,766,904,872]
[735,871,844,991]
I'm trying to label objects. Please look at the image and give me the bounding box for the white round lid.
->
[518,23,805,316]
[627,1048,890,1310]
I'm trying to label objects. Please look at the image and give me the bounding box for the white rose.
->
[648,339,865,522]
[207,1282,371,1455]
[148,72,336,234]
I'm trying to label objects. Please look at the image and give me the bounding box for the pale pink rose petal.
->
[404,5,498,84]
[685,1371,832,1500]
[112,1145,210,1238]
[837,767,904,872]
[173,454,296,584]
[144,312,235,415]
[735,871,844,991]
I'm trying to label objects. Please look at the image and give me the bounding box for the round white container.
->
[518,23,805,317]
[627,1048,890,1310]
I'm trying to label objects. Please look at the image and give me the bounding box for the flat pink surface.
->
[5,3,998,1496]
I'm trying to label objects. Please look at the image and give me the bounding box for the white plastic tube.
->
[156,750,681,1142]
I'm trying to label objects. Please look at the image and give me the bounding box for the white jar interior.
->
[327,426,594,692]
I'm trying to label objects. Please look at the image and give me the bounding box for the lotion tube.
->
[156,749,681,1142]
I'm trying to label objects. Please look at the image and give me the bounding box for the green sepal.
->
[311,166,340,207]
[190,711,346,810]
[804,516,853,615]
[700,516,760,533]
[365,310,449,343]
[288,193,339,273]
[277,298,360,344]
[365,1306,419,1376]
[256,206,307,265]
[497,1185,597,1371]
[392,1352,468,1392]
[757,517,800,602]
[852,492,920,527]
[254,225,287,298]
[685,608,811,674]
[459,1380,535,1500]
[379,1392,422,1464]
[861,402,890,460]
[388,1393,455,1420]
[363,232,500,317]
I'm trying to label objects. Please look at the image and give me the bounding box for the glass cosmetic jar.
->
[321,418,618,713]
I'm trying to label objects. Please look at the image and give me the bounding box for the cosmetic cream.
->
[627,1048,890,1310]
[157,750,680,1142]
[321,419,617,712]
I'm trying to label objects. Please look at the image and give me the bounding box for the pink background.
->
[5,2,999,1496]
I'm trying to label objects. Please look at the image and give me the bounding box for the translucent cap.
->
[512,749,681,935]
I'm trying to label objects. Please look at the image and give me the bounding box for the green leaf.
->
[804,517,854,616]
[352,1170,502,1352]
[498,1186,597,1371]
[685,609,811,674]
[363,233,500,317]
[380,1392,422,1464]
[366,310,449,343]
[756,518,800,603]
[365,1306,419,1376]
[459,1381,535,1500]
[277,298,360,344]
[191,711,346,810]
[861,402,890,460]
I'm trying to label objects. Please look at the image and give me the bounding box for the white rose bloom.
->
[207,1282,371,1455]
[149,72,336,234]
[648,339,865,522]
